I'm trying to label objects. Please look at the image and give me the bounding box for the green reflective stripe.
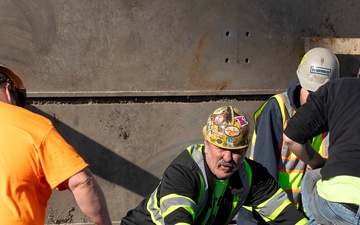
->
[174,223,191,225]
[160,194,197,219]
[186,144,208,216]
[252,94,289,124]
[312,134,324,153]
[312,132,329,157]
[227,161,252,222]
[145,144,208,224]
[229,193,240,219]
[250,94,289,159]
[244,159,252,188]
[278,171,302,190]
[250,96,272,159]
[274,93,292,127]
[221,160,251,224]
[231,162,253,218]
[255,188,292,222]
[295,217,309,225]
[201,205,212,225]
[238,160,251,195]
[152,144,253,224]
[249,129,256,160]
[147,185,163,225]
[186,144,206,210]
[165,205,195,220]
[275,94,304,207]
[278,170,302,204]
[197,171,205,210]
[252,92,328,206]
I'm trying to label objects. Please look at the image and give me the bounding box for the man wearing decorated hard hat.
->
[0,65,112,225]
[121,105,307,225]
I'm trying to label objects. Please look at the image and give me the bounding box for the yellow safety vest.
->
[250,93,329,208]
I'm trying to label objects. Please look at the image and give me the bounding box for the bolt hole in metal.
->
[244,31,250,63]
[224,31,250,63]
[226,58,250,63]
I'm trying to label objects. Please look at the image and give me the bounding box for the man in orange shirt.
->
[0,65,112,225]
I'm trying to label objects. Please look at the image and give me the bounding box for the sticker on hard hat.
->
[227,137,236,144]
[310,66,331,76]
[226,137,236,147]
[225,126,240,137]
[211,128,224,137]
[213,114,225,125]
[235,116,248,127]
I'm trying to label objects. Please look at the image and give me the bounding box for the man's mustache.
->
[217,159,236,168]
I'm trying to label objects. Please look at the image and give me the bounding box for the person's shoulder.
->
[244,158,274,182]
[255,94,283,119]
[263,94,284,109]
[21,107,53,126]
[162,148,201,181]
[168,146,200,169]
[328,77,359,86]
[244,157,268,172]
[321,77,360,95]
[7,106,55,135]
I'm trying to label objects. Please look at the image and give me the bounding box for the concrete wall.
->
[1,0,360,224]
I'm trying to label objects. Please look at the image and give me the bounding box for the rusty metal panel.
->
[0,1,332,97]
[1,1,360,97]
[305,37,360,55]
[26,101,263,224]
[0,0,281,96]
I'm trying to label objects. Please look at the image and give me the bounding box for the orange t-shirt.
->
[0,102,88,225]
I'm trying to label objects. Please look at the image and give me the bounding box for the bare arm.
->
[64,168,112,225]
[283,133,326,169]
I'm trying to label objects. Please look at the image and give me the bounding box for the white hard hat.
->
[297,47,339,92]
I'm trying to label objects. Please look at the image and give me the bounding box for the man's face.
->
[204,140,247,180]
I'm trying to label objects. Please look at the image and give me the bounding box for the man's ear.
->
[203,139,209,154]
[203,138,208,147]
[5,83,16,105]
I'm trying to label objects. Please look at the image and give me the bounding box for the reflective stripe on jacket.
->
[121,143,308,224]
[250,92,329,207]
[146,144,251,224]
[146,144,305,224]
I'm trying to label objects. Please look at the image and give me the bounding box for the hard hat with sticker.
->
[297,47,339,92]
[203,106,249,150]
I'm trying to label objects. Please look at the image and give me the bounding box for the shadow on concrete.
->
[27,106,160,197]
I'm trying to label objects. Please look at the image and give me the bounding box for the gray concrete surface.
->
[32,101,260,224]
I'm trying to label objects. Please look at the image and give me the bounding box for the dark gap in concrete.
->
[26,95,273,105]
